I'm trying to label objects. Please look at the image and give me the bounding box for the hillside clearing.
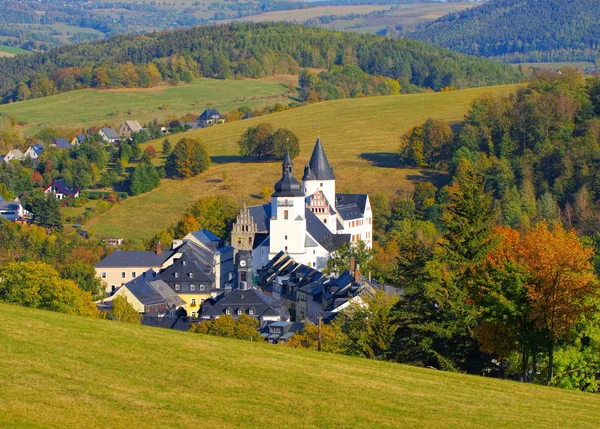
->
[88,84,519,241]
[0,303,598,428]
[0,77,294,136]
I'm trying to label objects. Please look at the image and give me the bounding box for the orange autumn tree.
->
[520,222,598,384]
[477,223,599,384]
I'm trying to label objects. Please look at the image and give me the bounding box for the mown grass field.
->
[511,61,596,69]
[0,77,295,136]
[0,303,599,428]
[88,84,519,242]
[0,45,32,57]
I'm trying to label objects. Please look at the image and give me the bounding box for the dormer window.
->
[225,308,231,315]
[182,260,187,266]
[249,308,255,315]
[190,284,196,291]
[175,284,180,291]
[188,273,193,279]
[237,309,243,315]
[199,285,205,291]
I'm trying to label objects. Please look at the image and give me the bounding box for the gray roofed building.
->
[72,134,92,145]
[51,138,71,150]
[99,127,120,143]
[0,197,25,221]
[158,252,215,294]
[2,148,24,163]
[199,288,289,322]
[335,194,369,220]
[95,249,175,268]
[305,208,350,252]
[198,108,225,127]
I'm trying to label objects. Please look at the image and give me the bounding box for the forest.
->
[409,0,600,62]
[0,22,521,103]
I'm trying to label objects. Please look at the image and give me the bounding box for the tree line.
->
[0,22,522,103]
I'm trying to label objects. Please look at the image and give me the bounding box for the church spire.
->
[303,134,335,181]
[272,147,303,197]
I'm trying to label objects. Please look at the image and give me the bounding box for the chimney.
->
[349,257,356,275]
[156,241,162,255]
[354,264,361,285]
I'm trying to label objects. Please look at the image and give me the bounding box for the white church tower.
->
[269,148,308,263]
[302,136,336,208]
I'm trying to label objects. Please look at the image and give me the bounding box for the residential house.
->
[98,127,120,144]
[2,149,24,163]
[71,134,92,146]
[118,120,143,139]
[50,138,71,150]
[94,243,175,295]
[262,321,305,344]
[0,197,25,221]
[44,180,80,200]
[24,144,44,160]
[199,287,289,323]
[97,278,185,319]
[197,109,225,127]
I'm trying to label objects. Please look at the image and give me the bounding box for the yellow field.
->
[87,84,520,242]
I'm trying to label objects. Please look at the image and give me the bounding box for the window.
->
[320,183,323,187]
[142,272,146,278]
[324,219,327,224]
[190,284,196,291]
[237,309,243,315]
[313,250,316,255]
[241,272,247,282]
[153,272,157,278]
[121,272,126,278]
[174,272,179,278]
[111,285,116,292]
[225,308,231,315]
[284,210,289,220]
[182,260,187,266]
[238,237,242,245]
[199,285,205,291]
[131,272,136,278]
[175,284,180,291]
[191,298,196,305]
[249,308,254,315]
[285,235,288,240]
[285,246,288,251]
[248,237,252,245]
[188,273,193,278]
[101,272,106,279]
[191,312,196,318]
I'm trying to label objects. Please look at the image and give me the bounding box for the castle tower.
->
[302,135,336,206]
[269,148,307,263]
[235,250,253,290]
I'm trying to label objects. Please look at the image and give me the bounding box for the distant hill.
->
[0,22,521,103]
[1,303,599,428]
[408,0,600,63]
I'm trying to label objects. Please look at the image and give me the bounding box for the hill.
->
[0,76,295,136]
[0,303,599,428]
[408,0,600,63]
[0,22,521,103]
[87,83,519,242]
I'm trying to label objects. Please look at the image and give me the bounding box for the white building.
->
[2,149,24,163]
[24,144,44,160]
[0,196,25,221]
[231,136,372,272]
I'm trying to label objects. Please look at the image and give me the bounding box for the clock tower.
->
[235,250,253,290]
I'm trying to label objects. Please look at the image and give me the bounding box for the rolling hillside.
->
[0,77,295,136]
[408,0,600,62]
[87,84,520,241]
[1,303,599,428]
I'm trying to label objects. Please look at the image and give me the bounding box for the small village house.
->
[50,138,71,150]
[118,120,143,139]
[98,127,120,144]
[2,149,24,163]
[24,144,44,160]
[44,180,81,200]
[71,134,92,146]
[0,197,26,221]
[197,109,225,127]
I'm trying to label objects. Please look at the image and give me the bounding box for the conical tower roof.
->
[303,137,334,181]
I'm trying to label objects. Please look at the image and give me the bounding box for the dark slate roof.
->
[49,179,80,197]
[200,288,288,320]
[101,127,120,139]
[305,208,350,252]
[158,252,215,293]
[272,148,304,197]
[74,134,91,144]
[302,137,334,181]
[247,204,271,233]
[126,280,169,306]
[95,249,175,268]
[52,138,71,149]
[0,200,21,211]
[335,194,368,221]
[29,144,44,156]
[198,108,223,120]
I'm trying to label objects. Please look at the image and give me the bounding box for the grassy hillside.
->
[0,303,599,428]
[87,84,519,241]
[0,45,31,57]
[0,77,294,136]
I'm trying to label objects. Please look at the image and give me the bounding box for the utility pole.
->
[317,315,322,352]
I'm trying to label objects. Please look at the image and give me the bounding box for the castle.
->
[231,136,372,271]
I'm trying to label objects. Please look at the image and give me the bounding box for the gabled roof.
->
[302,137,335,181]
[74,134,91,144]
[247,204,271,233]
[200,288,287,319]
[46,179,80,197]
[125,278,185,308]
[26,144,44,156]
[335,194,368,220]
[123,120,143,133]
[158,252,215,292]
[51,138,71,149]
[95,249,175,268]
[198,108,223,120]
[305,208,350,252]
[100,127,120,139]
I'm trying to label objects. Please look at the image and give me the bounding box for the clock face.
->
[240,260,247,267]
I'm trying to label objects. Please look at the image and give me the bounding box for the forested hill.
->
[408,0,600,62]
[0,22,521,104]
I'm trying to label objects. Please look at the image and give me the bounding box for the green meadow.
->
[0,77,294,136]
[0,45,32,57]
[88,84,520,241]
[0,303,598,428]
